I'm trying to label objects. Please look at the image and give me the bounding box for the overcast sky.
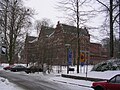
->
[23,0,104,43]
[24,0,103,25]
[24,0,63,24]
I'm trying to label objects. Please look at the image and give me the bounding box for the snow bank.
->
[0,77,24,90]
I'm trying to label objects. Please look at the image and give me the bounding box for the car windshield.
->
[110,75,120,84]
[13,65,24,68]
[116,75,120,84]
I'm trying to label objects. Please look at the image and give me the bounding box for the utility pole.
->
[76,0,80,73]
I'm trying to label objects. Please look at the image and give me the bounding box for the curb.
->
[61,74,108,82]
[53,79,92,88]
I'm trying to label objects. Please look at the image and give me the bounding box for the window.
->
[116,75,120,84]
[110,75,120,84]
[110,77,116,83]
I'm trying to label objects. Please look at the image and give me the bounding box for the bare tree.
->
[34,18,53,35]
[56,0,95,73]
[101,37,119,58]
[56,0,95,26]
[0,0,34,64]
[34,18,54,73]
[96,0,119,58]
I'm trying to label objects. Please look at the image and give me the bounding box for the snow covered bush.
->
[91,59,120,72]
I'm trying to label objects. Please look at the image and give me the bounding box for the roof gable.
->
[61,24,89,36]
[39,26,55,38]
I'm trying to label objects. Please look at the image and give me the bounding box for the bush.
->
[91,59,120,72]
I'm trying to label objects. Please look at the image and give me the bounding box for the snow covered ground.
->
[0,63,120,90]
[0,64,25,90]
[0,77,25,90]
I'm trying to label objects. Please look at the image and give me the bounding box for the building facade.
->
[22,34,39,65]
[89,43,108,64]
[23,22,108,65]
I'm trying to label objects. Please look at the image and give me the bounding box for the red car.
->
[3,65,15,70]
[92,74,120,90]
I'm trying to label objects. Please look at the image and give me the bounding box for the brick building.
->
[89,43,108,64]
[22,34,39,65]
[46,22,90,65]
[24,22,90,65]
[23,22,108,65]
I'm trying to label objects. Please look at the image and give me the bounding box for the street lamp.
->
[65,44,71,74]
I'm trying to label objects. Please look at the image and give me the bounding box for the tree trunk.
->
[118,0,120,59]
[110,0,114,58]
[76,0,80,73]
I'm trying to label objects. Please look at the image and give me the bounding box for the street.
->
[0,70,72,90]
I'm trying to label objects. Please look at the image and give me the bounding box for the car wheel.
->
[94,86,104,90]
[25,71,29,74]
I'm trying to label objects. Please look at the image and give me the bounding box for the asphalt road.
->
[0,70,72,90]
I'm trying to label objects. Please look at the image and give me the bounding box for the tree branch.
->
[113,12,120,24]
[96,0,110,11]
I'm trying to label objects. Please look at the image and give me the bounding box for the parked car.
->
[92,74,120,90]
[10,65,27,72]
[3,65,15,70]
[25,66,43,74]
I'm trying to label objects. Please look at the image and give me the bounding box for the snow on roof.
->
[47,31,55,37]
[28,38,38,43]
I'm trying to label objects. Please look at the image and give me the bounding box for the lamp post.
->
[65,44,71,74]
